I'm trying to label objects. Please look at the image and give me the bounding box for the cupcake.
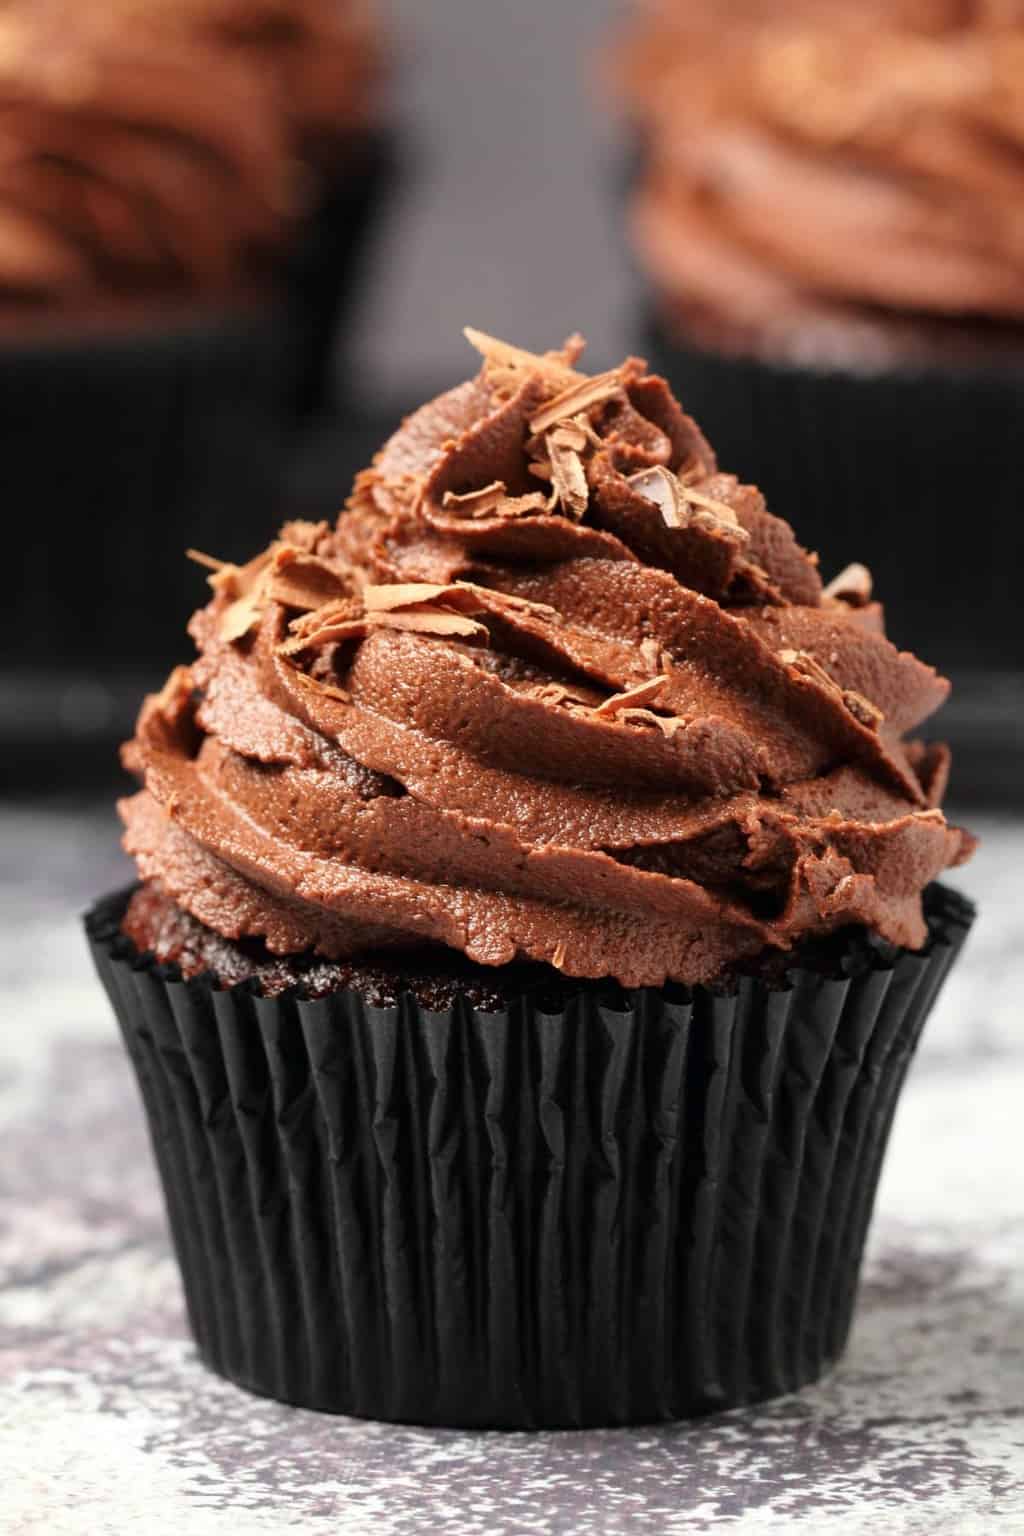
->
[6,0,386,672]
[88,330,976,1428]
[609,0,1024,673]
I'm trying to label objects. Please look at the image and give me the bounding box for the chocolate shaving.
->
[186,548,227,573]
[277,520,330,553]
[528,370,623,435]
[152,665,194,724]
[265,547,351,612]
[187,542,269,597]
[278,625,351,655]
[357,610,490,638]
[442,481,506,515]
[570,412,605,447]
[546,432,589,520]
[486,366,542,400]
[210,548,272,601]
[363,582,464,612]
[205,539,350,644]
[528,415,603,460]
[779,648,884,731]
[682,487,745,529]
[627,465,686,527]
[547,421,588,453]
[287,597,363,639]
[627,467,751,543]
[219,594,266,644]
[593,674,670,718]
[822,561,873,605]
[441,482,551,520]
[276,579,542,655]
[779,648,839,691]
[279,607,489,654]
[190,545,276,642]
[364,581,556,620]
[617,707,685,739]
[683,488,750,542]
[842,690,885,730]
[462,327,582,391]
[286,667,351,704]
[492,493,553,519]
[528,683,581,706]
[278,598,361,652]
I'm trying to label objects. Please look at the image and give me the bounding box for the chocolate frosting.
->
[121,332,974,987]
[614,1,1024,352]
[0,0,380,303]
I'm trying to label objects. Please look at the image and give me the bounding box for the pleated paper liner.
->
[642,312,1024,676]
[86,884,973,1429]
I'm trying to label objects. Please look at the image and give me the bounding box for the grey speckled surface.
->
[2,805,1023,1535]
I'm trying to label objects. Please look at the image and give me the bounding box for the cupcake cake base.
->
[86,884,973,1429]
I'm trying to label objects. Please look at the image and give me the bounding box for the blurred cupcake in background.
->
[113,0,388,408]
[6,0,387,674]
[608,0,1024,684]
[178,0,382,152]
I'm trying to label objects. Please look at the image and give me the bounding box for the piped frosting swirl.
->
[121,331,974,987]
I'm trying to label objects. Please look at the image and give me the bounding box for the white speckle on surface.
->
[2,807,1022,1534]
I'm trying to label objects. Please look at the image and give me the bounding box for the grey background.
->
[351,0,631,406]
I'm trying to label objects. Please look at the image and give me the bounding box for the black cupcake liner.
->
[643,312,1024,674]
[10,138,393,674]
[86,884,973,1429]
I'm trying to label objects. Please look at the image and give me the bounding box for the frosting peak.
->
[121,332,974,986]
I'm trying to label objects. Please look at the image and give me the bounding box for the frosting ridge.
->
[121,331,974,986]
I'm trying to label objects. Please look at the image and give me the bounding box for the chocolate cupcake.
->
[6,0,387,671]
[88,330,976,1427]
[609,0,1024,674]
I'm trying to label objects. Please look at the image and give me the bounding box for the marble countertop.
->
[2,803,1022,1535]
